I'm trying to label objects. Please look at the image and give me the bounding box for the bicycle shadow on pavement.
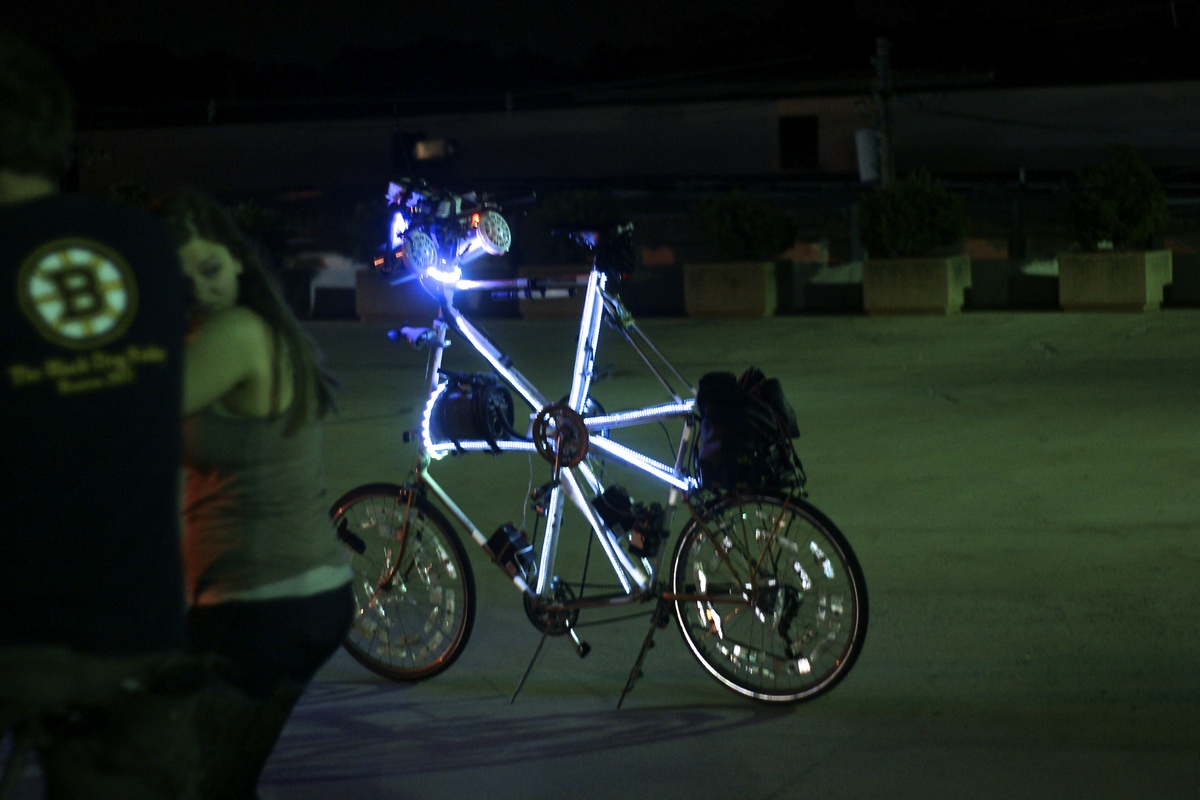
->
[264,677,794,787]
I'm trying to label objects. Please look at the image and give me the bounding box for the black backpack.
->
[693,367,806,491]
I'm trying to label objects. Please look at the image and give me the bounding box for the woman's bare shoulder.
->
[192,306,272,347]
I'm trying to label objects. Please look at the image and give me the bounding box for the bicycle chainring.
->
[531,403,589,468]
[523,581,581,636]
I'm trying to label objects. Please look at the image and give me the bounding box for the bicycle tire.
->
[329,483,476,681]
[670,492,867,703]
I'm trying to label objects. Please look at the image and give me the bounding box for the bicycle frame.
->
[400,264,699,606]
[338,225,866,705]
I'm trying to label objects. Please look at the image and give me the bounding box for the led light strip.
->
[425,263,461,284]
[420,381,449,458]
[588,436,698,492]
[567,270,605,411]
[585,400,694,431]
[559,469,646,593]
[447,309,547,411]
[426,439,538,458]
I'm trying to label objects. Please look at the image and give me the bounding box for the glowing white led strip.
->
[560,469,647,593]
[447,309,546,411]
[587,436,698,492]
[567,270,606,411]
[584,400,694,431]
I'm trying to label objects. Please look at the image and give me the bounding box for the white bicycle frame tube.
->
[413,268,697,600]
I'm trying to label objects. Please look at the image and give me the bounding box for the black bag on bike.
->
[694,367,805,491]
[430,370,516,452]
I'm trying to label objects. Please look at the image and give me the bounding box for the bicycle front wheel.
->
[330,483,476,681]
[670,492,867,703]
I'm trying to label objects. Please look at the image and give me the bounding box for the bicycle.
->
[329,183,868,705]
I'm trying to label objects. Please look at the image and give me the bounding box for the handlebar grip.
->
[387,326,434,347]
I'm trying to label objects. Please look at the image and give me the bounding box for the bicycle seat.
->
[551,222,634,250]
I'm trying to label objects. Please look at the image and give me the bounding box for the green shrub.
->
[1067,143,1167,251]
[693,190,795,261]
[860,170,967,258]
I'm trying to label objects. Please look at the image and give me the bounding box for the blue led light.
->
[390,211,409,247]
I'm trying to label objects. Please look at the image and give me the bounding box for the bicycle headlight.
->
[474,210,511,256]
[402,230,438,274]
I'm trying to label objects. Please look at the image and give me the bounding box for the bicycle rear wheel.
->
[670,492,867,703]
[330,483,476,681]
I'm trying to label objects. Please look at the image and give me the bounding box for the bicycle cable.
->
[522,453,534,532]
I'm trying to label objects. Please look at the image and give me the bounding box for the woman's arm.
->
[183,306,272,415]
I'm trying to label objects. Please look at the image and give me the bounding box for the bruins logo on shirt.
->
[17,239,138,349]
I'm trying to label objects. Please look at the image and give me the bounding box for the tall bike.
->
[330,182,867,704]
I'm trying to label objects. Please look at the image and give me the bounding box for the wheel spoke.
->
[330,485,476,681]
[672,493,867,703]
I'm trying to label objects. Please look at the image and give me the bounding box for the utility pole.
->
[872,37,896,187]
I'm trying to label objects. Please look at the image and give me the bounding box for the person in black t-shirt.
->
[1,34,204,799]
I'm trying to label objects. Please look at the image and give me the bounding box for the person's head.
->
[159,189,335,429]
[160,190,264,321]
[0,34,75,185]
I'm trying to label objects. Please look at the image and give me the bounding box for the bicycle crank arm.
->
[568,628,591,658]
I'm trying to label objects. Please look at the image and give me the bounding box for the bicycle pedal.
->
[569,629,590,658]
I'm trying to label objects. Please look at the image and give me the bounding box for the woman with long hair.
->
[160,190,352,799]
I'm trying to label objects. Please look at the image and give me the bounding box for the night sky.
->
[10,1,751,65]
[5,0,1199,117]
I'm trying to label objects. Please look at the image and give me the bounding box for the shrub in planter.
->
[860,169,967,258]
[685,191,796,317]
[692,190,795,261]
[859,171,971,314]
[1059,143,1172,311]
[1067,142,1168,252]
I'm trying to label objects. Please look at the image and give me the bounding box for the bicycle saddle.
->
[551,222,635,250]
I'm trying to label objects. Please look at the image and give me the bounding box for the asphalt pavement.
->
[11,309,1200,799]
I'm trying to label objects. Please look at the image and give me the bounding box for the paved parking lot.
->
[10,309,1198,799]
[273,310,1200,799]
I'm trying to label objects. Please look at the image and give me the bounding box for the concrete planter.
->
[683,261,779,318]
[1057,250,1173,311]
[355,269,438,322]
[862,254,972,315]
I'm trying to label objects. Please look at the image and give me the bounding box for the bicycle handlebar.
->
[388,326,436,348]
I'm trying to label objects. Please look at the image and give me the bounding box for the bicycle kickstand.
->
[617,597,671,709]
[510,630,549,704]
